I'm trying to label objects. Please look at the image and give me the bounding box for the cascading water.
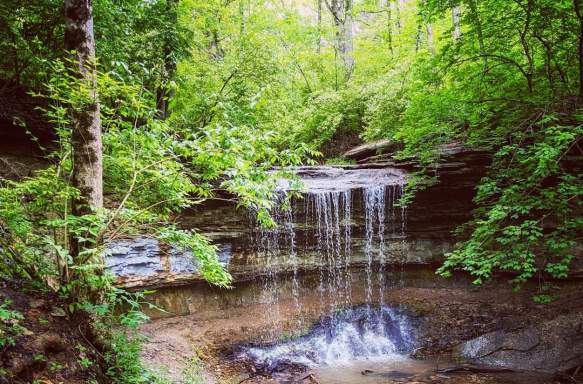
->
[240,305,417,371]
[245,167,411,368]
[311,190,353,314]
[251,192,300,334]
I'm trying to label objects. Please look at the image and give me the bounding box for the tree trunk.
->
[385,0,394,55]
[574,0,583,100]
[452,6,461,41]
[534,35,554,93]
[239,0,246,35]
[209,29,224,60]
[317,0,322,53]
[157,0,178,119]
[64,0,103,214]
[426,23,435,54]
[326,0,354,81]
[341,0,354,78]
[396,0,403,30]
[415,23,422,52]
[467,0,487,68]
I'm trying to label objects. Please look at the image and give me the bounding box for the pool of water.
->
[314,357,446,384]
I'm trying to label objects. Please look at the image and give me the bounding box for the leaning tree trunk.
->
[64,0,103,214]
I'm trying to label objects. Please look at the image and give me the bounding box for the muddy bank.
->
[0,280,105,384]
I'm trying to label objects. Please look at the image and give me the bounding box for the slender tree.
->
[157,0,179,119]
[64,0,103,214]
[452,6,461,41]
[385,0,394,55]
[574,0,583,100]
[415,22,422,52]
[467,0,487,68]
[396,0,403,30]
[325,0,354,80]
[317,0,323,53]
[426,23,435,54]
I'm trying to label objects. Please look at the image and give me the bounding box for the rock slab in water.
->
[457,312,583,372]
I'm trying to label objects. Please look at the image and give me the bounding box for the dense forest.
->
[0,0,582,382]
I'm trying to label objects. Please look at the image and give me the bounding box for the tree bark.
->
[239,0,246,35]
[209,29,224,60]
[574,0,583,100]
[452,6,461,41]
[426,23,435,54]
[342,0,354,78]
[467,0,487,68]
[317,0,322,53]
[157,0,178,119]
[325,0,354,81]
[385,0,394,55]
[64,0,103,213]
[415,23,422,52]
[396,0,403,30]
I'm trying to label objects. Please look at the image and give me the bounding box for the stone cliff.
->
[108,143,491,289]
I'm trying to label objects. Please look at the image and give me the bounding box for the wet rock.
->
[275,166,406,192]
[104,235,236,288]
[361,369,412,379]
[456,312,583,372]
[106,146,490,290]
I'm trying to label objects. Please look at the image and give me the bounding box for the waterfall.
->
[364,186,385,308]
[252,192,298,335]
[246,174,411,368]
[342,190,352,306]
[242,167,413,370]
[253,181,406,323]
[312,191,351,314]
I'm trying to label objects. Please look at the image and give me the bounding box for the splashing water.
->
[239,305,417,371]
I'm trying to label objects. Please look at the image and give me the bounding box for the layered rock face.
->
[109,144,490,288]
